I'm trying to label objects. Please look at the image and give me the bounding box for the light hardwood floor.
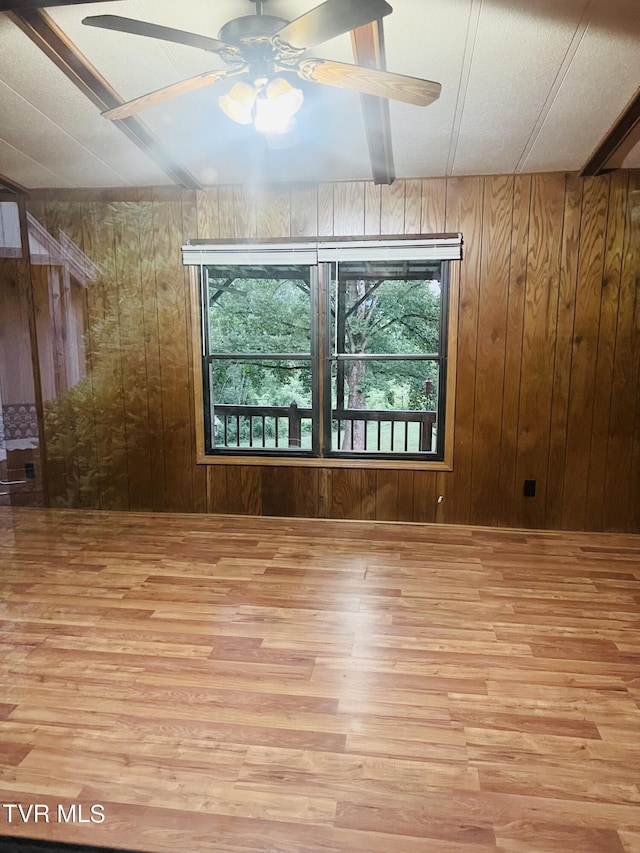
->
[0,507,639,852]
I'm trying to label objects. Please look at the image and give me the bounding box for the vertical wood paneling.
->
[361,469,376,520]
[196,187,219,239]
[318,467,332,518]
[23,174,640,532]
[256,186,290,238]
[396,470,414,522]
[152,189,193,512]
[470,175,513,526]
[603,172,640,531]
[136,191,167,511]
[292,467,319,518]
[260,467,318,518]
[182,191,207,514]
[90,196,130,510]
[261,467,295,517]
[207,465,228,514]
[227,466,261,515]
[380,179,405,234]
[333,182,364,236]
[317,183,334,236]
[59,197,94,509]
[233,186,257,239]
[412,471,437,523]
[218,186,234,238]
[545,175,582,528]
[364,183,381,235]
[111,198,153,511]
[443,176,484,524]
[404,180,422,234]
[289,185,318,237]
[74,197,106,509]
[498,174,531,526]
[585,172,627,530]
[331,469,365,519]
[420,178,447,233]
[561,176,609,530]
[515,173,565,529]
[375,470,399,520]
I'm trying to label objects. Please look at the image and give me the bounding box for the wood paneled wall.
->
[19,172,640,531]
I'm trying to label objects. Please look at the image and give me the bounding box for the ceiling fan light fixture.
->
[218,81,256,125]
[253,78,303,134]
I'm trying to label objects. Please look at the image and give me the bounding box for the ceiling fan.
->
[81,0,441,133]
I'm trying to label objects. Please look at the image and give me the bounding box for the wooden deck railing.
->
[333,408,436,453]
[213,403,436,452]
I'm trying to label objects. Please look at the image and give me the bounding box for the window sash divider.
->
[206,353,312,361]
[332,353,440,361]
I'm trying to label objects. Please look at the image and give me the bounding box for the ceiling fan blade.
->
[297,59,441,107]
[82,15,240,57]
[274,0,392,51]
[103,69,231,120]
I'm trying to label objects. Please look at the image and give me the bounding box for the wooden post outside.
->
[288,401,301,447]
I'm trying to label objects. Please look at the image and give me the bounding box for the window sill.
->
[196,453,453,471]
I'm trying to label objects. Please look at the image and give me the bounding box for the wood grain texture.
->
[256,186,290,238]
[136,191,167,511]
[421,178,447,234]
[16,172,640,531]
[585,172,627,530]
[333,182,364,236]
[317,183,334,237]
[470,175,513,526]
[443,176,484,525]
[497,174,531,527]
[515,173,565,529]
[182,192,207,515]
[561,176,610,530]
[404,179,422,234]
[152,189,194,513]
[545,174,583,528]
[364,182,381,235]
[603,174,640,532]
[289,184,318,238]
[0,507,639,852]
[196,187,220,240]
[380,178,406,234]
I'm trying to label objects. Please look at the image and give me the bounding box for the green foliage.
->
[207,267,443,417]
[42,200,184,508]
[208,273,313,409]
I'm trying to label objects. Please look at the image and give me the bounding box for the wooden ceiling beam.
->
[351,19,395,186]
[580,86,640,177]
[0,172,29,194]
[7,8,202,189]
[0,0,119,10]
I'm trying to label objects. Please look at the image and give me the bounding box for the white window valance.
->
[182,234,463,267]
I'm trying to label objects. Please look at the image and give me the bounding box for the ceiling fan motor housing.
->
[218,15,290,46]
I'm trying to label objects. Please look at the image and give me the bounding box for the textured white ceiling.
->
[0,0,638,188]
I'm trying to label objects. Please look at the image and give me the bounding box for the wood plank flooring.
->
[0,507,639,852]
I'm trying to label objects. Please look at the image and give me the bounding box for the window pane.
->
[331,359,439,453]
[0,202,22,256]
[206,265,311,354]
[331,260,442,356]
[208,359,313,451]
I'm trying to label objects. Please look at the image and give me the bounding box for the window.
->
[185,237,460,465]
